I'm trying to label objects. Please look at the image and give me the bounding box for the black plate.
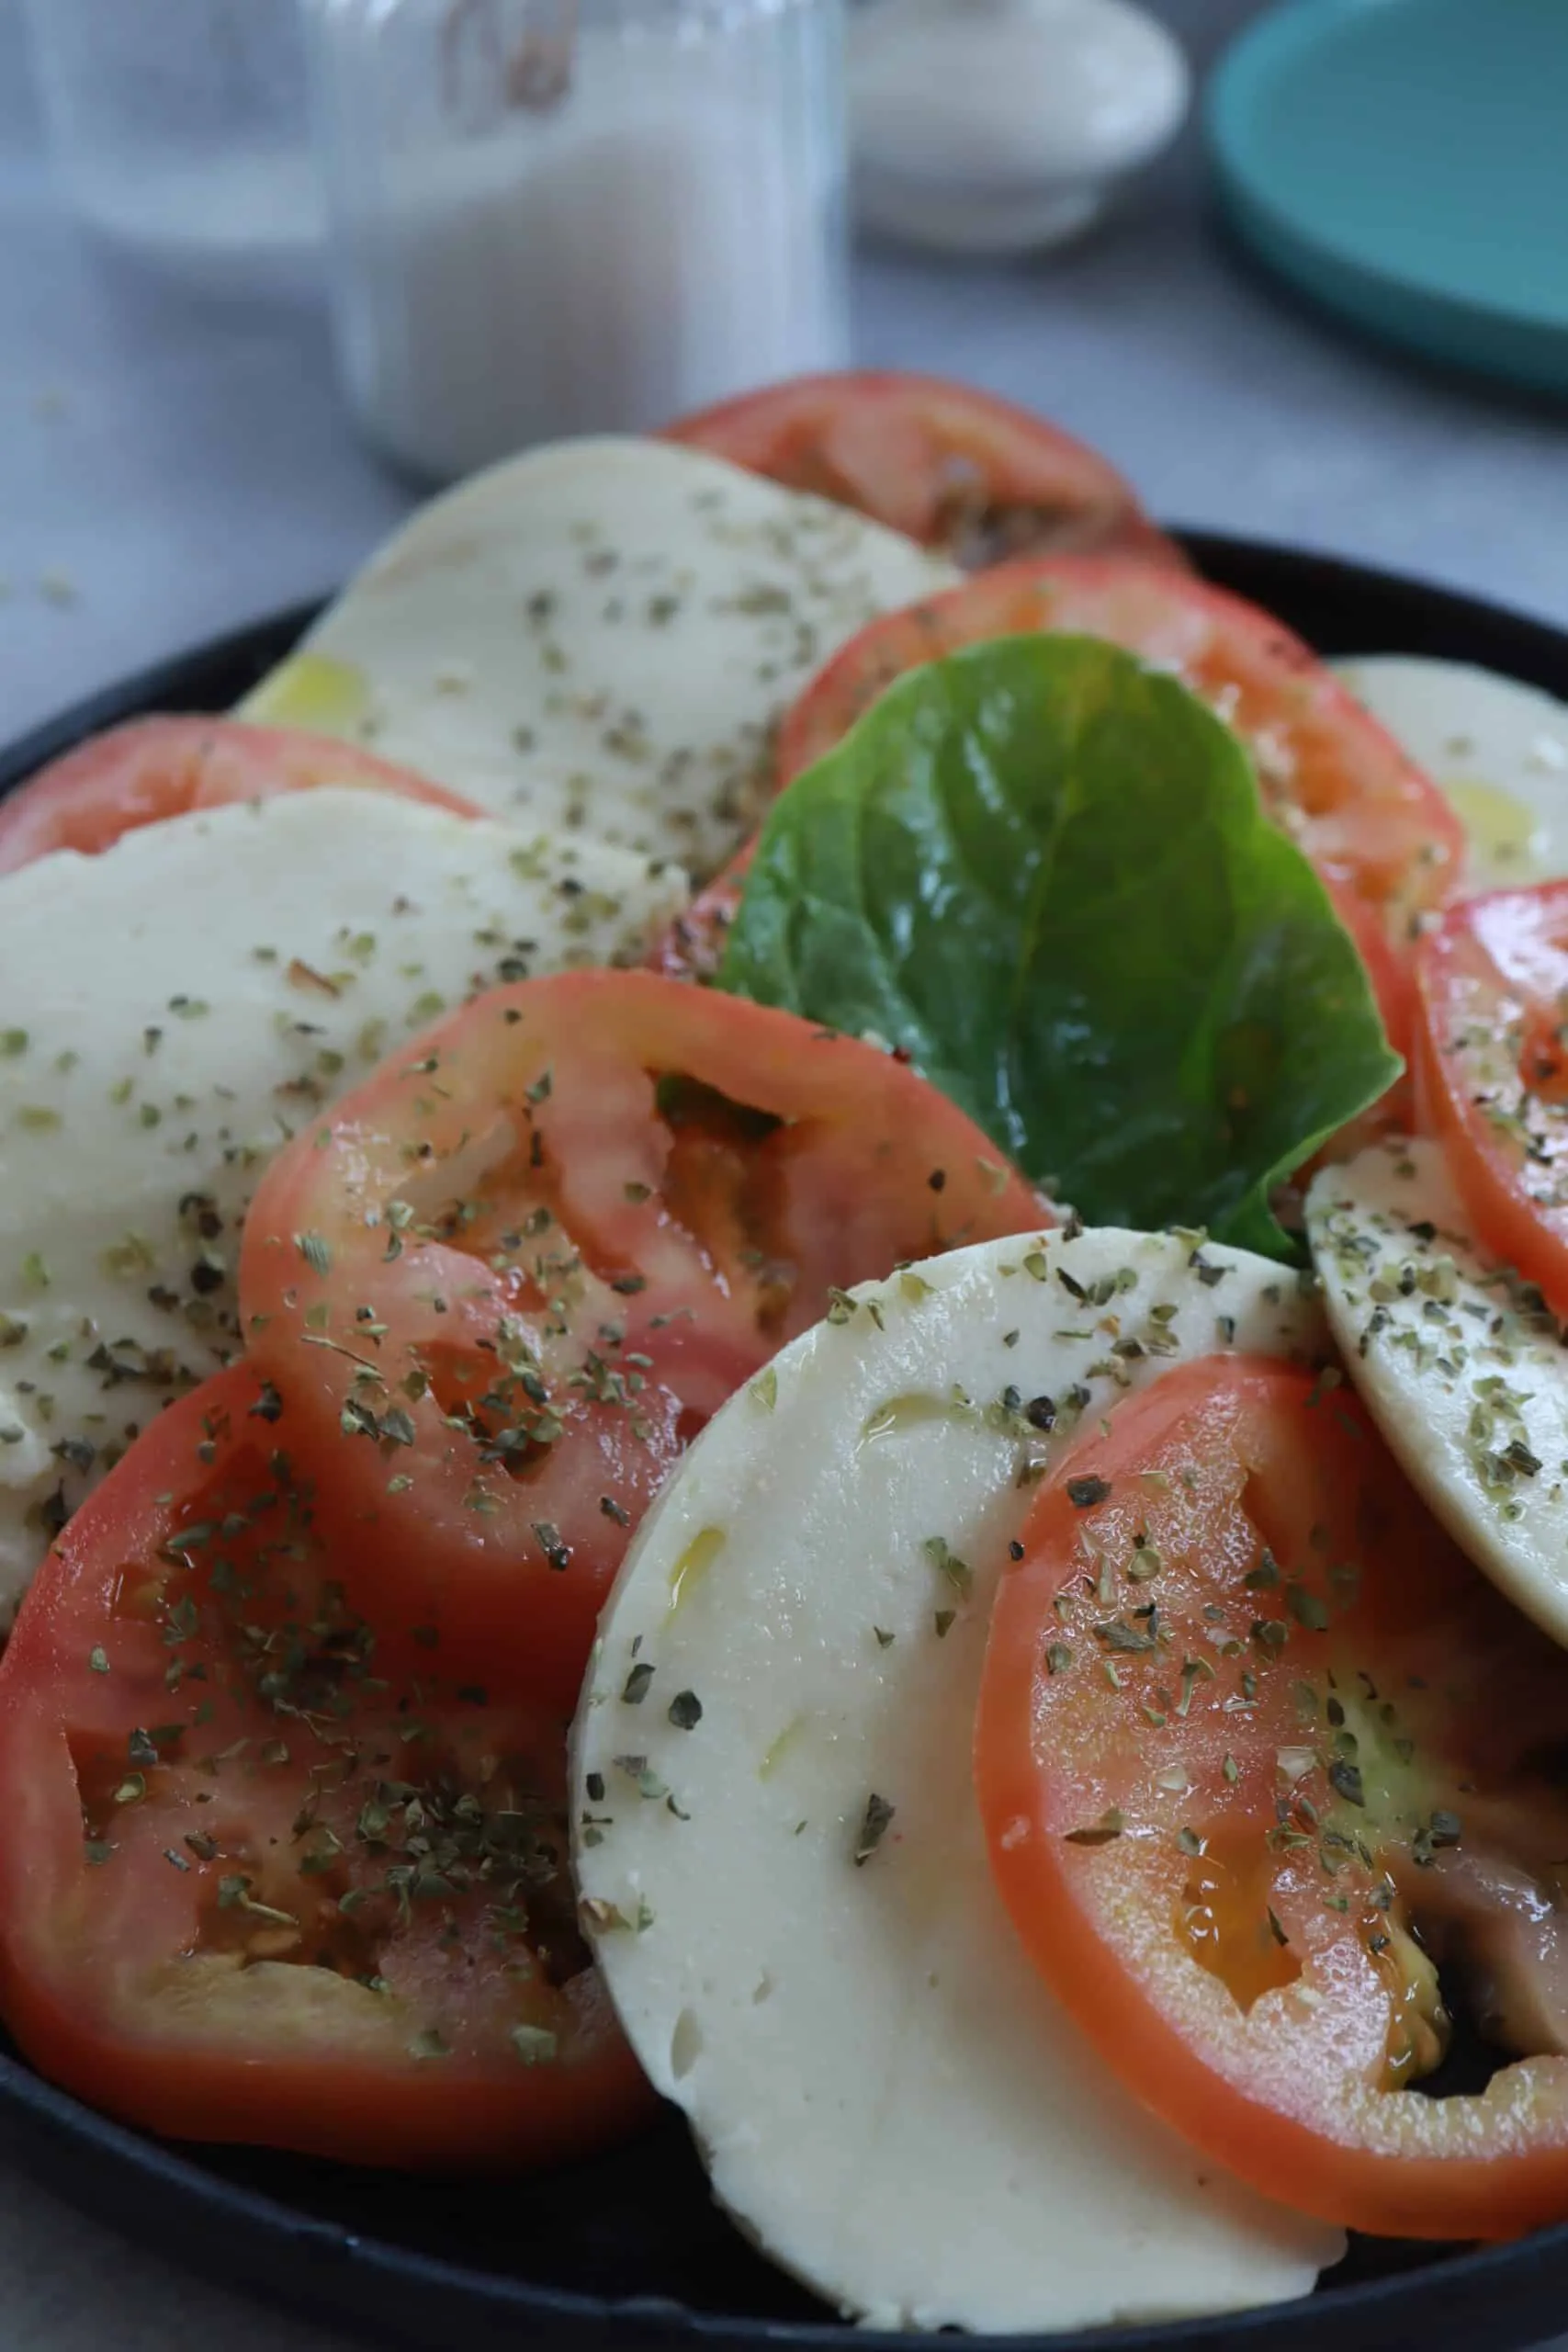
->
[5,536,1568,2352]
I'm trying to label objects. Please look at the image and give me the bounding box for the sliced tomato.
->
[661,371,1186,571]
[976,1353,1568,2240]
[0,718,479,874]
[0,1366,651,2168]
[240,970,1043,1704]
[649,847,750,982]
[1414,882,1568,1310]
[776,558,1463,1070]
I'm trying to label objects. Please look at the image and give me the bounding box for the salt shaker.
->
[19,0,323,298]
[301,0,853,482]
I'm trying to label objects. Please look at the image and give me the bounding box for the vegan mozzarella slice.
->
[572,1227,1340,2335]
[0,788,683,1618]
[1336,656,1568,890]
[1308,1136,1568,1648]
[242,437,956,881]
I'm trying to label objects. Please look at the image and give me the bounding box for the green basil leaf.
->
[719,635,1400,1258]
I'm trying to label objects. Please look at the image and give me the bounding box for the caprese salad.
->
[3,370,1568,2337]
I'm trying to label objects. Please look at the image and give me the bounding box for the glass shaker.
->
[19,0,324,299]
[300,0,852,482]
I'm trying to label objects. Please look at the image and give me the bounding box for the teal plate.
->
[1207,0,1568,394]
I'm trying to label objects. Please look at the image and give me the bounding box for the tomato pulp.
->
[976,1354,1568,2239]
[0,1368,651,2167]
[242,970,1044,1704]
[663,371,1184,571]
[1415,881,1568,1314]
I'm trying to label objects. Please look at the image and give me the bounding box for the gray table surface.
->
[1,0,1566,2344]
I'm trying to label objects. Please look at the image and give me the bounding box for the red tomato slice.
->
[661,371,1187,571]
[0,1367,652,2168]
[649,847,750,982]
[240,970,1043,1705]
[0,718,479,874]
[1414,882,1568,1311]
[976,1353,1568,2241]
[776,557,1464,1070]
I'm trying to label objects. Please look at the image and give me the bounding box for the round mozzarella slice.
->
[1308,1136,1568,1648]
[571,1227,1339,2334]
[243,437,956,882]
[0,788,683,1619]
[1336,655,1568,890]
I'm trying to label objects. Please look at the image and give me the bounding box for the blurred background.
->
[0,0,1565,728]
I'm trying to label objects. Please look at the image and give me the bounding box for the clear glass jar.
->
[301,0,852,481]
[19,0,323,299]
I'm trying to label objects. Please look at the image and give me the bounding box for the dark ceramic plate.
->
[3,537,1568,2352]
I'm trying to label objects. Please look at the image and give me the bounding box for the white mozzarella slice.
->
[0,789,683,1618]
[571,1227,1339,2335]
[1308,1136,1568,1648]
[1335,655,1568,890]
[241,437,956,881]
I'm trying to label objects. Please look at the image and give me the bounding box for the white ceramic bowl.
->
[851,0,1190,257]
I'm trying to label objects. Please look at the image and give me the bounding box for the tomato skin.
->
[0,718,479,873]
[241,970,1043,1705]
[1321,873,1419,1070]
[976,1354,1568,2241]
[1414,883,1568,1313]
[662,371,1186,571]
[0,1369,652,2168]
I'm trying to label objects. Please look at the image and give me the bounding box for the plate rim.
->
[4,534,1568,2352]
[1207,0,1568,330]
[1204,0,1568,391]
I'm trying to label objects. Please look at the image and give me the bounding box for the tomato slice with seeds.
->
[0,718,479,874]
[241,971,1043,1705]
[1414,883,1568,1313]
[661,371,1185,571]
[775,557,1463,1071]
[0,1367,651,2167]
[976,1353,1568,2239]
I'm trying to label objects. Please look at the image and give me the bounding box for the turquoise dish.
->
[1206,0,1568,396]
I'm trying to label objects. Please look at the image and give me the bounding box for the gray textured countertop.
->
[0,0,1565,2344]
[4,0,1567,752]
